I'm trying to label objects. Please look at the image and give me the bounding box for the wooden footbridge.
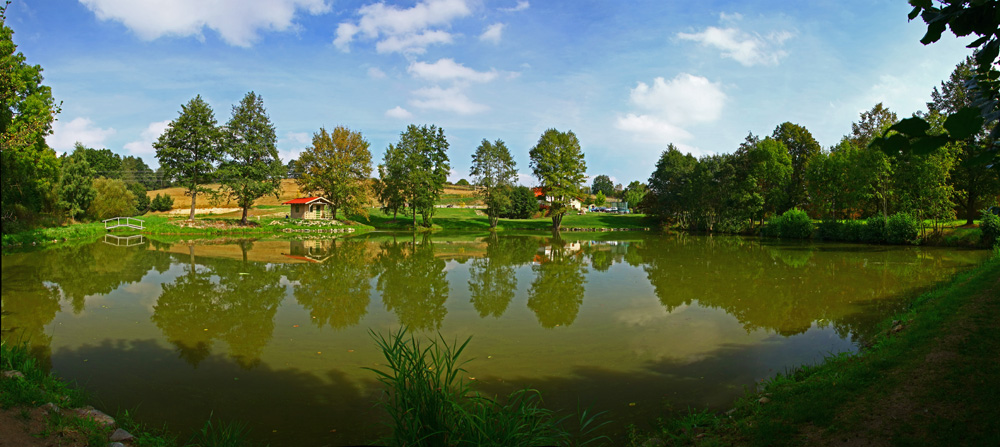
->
[103,217,145,231]
[103,234,146,247]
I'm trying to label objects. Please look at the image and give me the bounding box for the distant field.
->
[147,178,305,208]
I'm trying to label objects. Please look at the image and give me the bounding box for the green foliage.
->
[862,215,887,244]
[186,414,260,447]
[470,139,517,228]
[296,125,373,220]
[885,212,920,245]
[154,95,222,220]
[772,122,821,210]
[80,145,122,178]
[121,155,157,189]
[216,92,284,225]
[594,191,606,206]
[529,128,586,229]
[150,193,175,212]
[591,175,614,197]
[500,185,539,219]
[1,341,88,410]
[455,178,470,186]
[645,144,697,225]
[366,328,607,447]
[763,209,813,239]
[1,7,61,227]
[980,209,1000,247]
[57,147,96,220]
[378,125,451,228]
[88,178,136,220]
[622,181,647,213]
[129,182,149,214]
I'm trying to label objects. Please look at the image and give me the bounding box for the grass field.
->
[352,207,655,231]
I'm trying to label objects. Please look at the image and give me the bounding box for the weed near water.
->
[367,327,610,447]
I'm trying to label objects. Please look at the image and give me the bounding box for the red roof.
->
[533,187,545,198]
[283,197,324,204]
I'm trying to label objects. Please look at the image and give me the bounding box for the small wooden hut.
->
[283,197,334,220]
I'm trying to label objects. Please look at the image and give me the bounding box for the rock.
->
[109,428,134,442]
[758,397,771,404]
[40,403,61,414]
[891,319,901,326]
[642,438,666,447]
[891,324,904,333]
[74,406,115,427]
[2,370,25,379]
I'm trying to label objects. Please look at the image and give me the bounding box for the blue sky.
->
[8,0,974,186]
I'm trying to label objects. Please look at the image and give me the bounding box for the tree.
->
[743,137,791,222]
[529,128,586,229]
[594,190,606,206]
[470,138,517,228]
[622,181,647,213]
[128,182,149,215]
[500,185,538,219]
[772,122,821,211]
[591,174,614,197]
[154,95,222,220]
[376,144,407,221]
[215,92,283,225]
[380,125,451,228]
[57,146,96,221]
[645,144,697,225]
[455,178,470,186]
[928,58,1000,224]
[847,103,898,149]
[296,126,373,221]
[88,177,136,220]
[81,146,122,178]
[121,155,155,189]
[1,5,61,227]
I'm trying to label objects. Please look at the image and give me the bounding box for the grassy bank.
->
[354,207,655,231]
[629,251,1000,446]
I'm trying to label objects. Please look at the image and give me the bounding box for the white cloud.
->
[80,0,331,47]
[407,58,498,83]
[123,120,170,158]
[410,86,488,115]
[334,0,471,54]
[385,106,414,119]
[500,1,529,12]
[283,131,311,144]
[677,14,792,67]
[48,117,116,153]
[616,74,725,147]
[480,23,504,43]
[367,66,387,79]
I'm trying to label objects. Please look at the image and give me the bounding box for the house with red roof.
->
[282,197,334,220]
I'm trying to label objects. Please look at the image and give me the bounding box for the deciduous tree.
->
[296,126,373,221]
[57,146,96,221]
[154,95,222,220]
[379,125,451,228]
[469,138,517,228]
[772,122,821,211]
[217,92,284,225]
[529,128,586,230]
[591,174,614,198]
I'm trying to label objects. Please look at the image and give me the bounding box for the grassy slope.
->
[353,207,655,231]
[631,252,1000,447]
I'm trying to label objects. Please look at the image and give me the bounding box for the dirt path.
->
[808,271,1000,446]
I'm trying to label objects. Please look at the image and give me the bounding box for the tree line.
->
[642,57,999,240]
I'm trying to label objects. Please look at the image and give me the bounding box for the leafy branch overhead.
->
[875,0,1000,166]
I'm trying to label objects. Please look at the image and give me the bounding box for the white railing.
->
[103,216,145,230]
[103,234,146,247]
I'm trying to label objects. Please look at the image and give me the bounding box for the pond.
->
[0,232,988,445]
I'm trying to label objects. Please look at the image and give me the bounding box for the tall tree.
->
[88,177,136,220]
[529,128,586,230]
[645,144,697,226]
[121,155,155,189]
[772,122,821,211]
[928,57,1000,225]
[744,137,792,222]
[622,181,647,213]
[380,125,451,228]
[469,138,517,228]
[296,126,373,220]
[1,5,61,227]
[848,103,898,149]
[217,92,283,225]
[81,146,122,178]
[57,146,96,221]
[376,143,407,221]
[154,95,222,220]
[591,174,614,197]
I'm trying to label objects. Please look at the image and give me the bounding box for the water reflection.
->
[373,235,449,331]
[467,234,538,318]
[527,235,588,328]
[281,239,373,330]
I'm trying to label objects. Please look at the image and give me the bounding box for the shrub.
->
[841,220,865,242]
[500,186,538,219]
[885,212,920,245]
[128,183,150,215]
[862,215,887,244]
[763,209,814,239]
[980,209,1000,248]
[816,220,843,241]
[88,178,136,220]
[150,194,175,212]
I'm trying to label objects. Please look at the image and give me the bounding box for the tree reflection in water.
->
[467,234,538,318]
[374,234,449,331]
[527,233,588,328]
[283,239,373,330]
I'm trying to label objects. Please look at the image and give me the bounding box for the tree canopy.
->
[470,138,517,228]
[154,95,222,220]
[529,128,586,229]
[216,92,284,225]
[296,126,373,220]
[378,125,450,228]
[591,175,614,198]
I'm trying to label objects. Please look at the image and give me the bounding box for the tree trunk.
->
[551,213,563,230]
[489,215,499,229]
[189,190,197,221]
[331,206,338,221]
[241,206,249,226]
[966,193,976,226]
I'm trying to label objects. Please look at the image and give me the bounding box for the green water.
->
[0,232,988,445]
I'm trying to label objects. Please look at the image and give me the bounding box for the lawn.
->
[350,207,655,231]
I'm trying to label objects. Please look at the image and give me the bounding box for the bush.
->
[88,178,136,220]
[885,212,920,245]
[500,186,538,219]
[763,209,814,239]
[816,220,843,241]
[980,209,1000,248]
[150,193,175,212]
[455,178,470,186]
[862,215,887,244]
[128,183,149,215]
[841,220,865,242]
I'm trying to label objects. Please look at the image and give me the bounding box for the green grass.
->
[627,253,1000,446]
[352,208,655,232]
[366,327,610,447]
